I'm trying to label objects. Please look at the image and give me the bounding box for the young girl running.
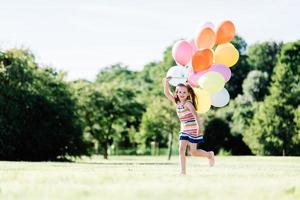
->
[163,77,215,175]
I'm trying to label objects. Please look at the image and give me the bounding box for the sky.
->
[0,0,299,81]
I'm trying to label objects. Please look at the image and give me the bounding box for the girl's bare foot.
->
[208,151,215,167]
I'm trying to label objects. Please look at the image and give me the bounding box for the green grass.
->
[0,156,299,200]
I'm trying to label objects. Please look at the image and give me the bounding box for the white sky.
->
[0,0,299,80]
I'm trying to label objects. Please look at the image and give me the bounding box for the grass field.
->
[0,156,299,200]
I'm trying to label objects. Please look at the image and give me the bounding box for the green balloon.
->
[198,71,225,93]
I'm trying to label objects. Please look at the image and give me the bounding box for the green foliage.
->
[247,41,283,74]
[231,35,247,54]
[242,70,269,102]
[139,46,176,100]
[245,40,300,155]
[0,49,89,161]
[200,117,231,153]
[1,36,298,158]
[294,105,300,141]
[137,97,179,153]
[230,96,257,134]
[73,80,144,159]
[226,35,251,98]
[96,63,138,88]
[201,114,252,155]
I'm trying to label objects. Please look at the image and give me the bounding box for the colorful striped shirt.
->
[176,101,204,143]
[176,102,199,136]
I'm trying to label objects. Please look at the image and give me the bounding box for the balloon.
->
[209,64,231,82]
[187,70,206,88]
[198,71,225,93]
[189,39,197,53]
[194,88,211,113]
[172,40,193,66]
[166,65,189,86]
[214,43,239,67]
[202,22,215,30]
[210,88,230,107]
[195,27,216,49]
[186,63,193,72]
[192,49,213,72]
[216,20,236,44]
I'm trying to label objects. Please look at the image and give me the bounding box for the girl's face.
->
[176,86,189,101]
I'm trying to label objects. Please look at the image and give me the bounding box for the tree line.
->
[0,36,299,160]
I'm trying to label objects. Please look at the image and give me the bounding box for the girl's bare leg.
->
[179,140,188,174]
[189,143,215,167]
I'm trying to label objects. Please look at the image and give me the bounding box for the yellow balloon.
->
[194,88,211,114]
[198,71,225,93]
[214,43,239,67]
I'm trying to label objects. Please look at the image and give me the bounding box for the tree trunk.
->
[103,125,113,159]
[103,140,108,159]
[155,142,159,156]
[283,133,287,156]
[168,132,173,160]
[94,141,99,155]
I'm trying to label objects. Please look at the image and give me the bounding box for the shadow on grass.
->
[75,162,177,166]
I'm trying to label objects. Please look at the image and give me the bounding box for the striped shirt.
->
[176,102,199,136]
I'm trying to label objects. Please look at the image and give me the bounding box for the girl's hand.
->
[197,129,201,135]
[165,76,172,82]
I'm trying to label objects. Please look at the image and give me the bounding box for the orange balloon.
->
[192,49,213,72]
[195,27,216,49]
[216,21,236,44]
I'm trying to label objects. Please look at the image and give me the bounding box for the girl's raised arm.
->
[163,77,175,104]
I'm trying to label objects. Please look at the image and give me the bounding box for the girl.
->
[163,77,215,175]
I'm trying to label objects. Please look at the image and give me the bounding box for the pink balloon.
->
[209,64,231,82]
[189,39,197,53]
[202,22,215,30]
[187,70,207,87]
[172,40,193,66]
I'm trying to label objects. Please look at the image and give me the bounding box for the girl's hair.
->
[174,83,198,111]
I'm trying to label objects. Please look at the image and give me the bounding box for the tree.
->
[0,49,89,161]
[201,110,252,155]
[247,41,283,75]
[245,40,300,155]
[294,106,300,143]
[95,64,146,153]
[137,97,179,159]
[226,35,251,98]
[242,70,269,102]
[137,46,176,106]
[96,63,138,86]
[226,70,269,154]
[230,95,257,135]
[74,81,144,159]
[200,117,231,154]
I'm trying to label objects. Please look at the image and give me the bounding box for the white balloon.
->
[210,88,230,107]
[166,65,189,86]
[186,62,193,72]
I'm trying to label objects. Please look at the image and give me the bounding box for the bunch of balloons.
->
[166,20,239,113]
